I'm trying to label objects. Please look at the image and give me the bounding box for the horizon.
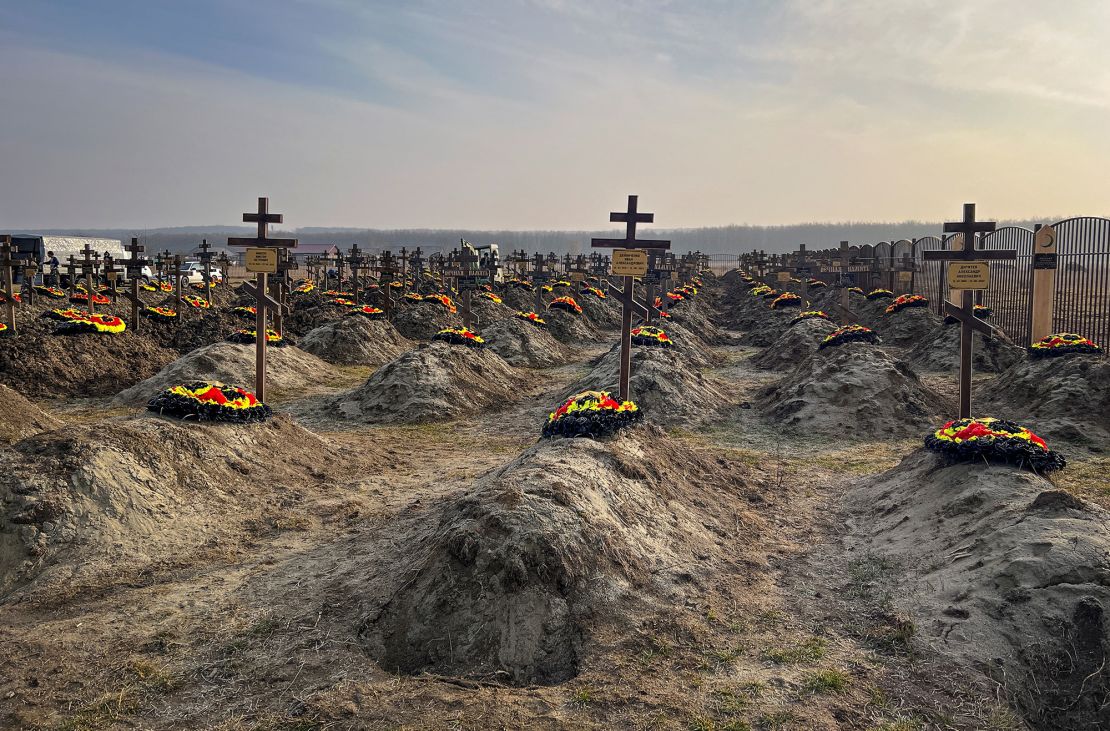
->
[2,2,1109,230]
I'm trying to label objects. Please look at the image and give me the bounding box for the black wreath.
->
[819,328,881,350]
[924,421,1066,473]
[631,333,672,348]
[147,382,272,423]
[1029,342,1103,359]
[542,407,643,439]
[226,330,294,347]
[432,330,484,348]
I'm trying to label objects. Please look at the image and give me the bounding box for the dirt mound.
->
[758,342,952,439]
[0,318,179,399]
[576,293,622,328]
[875,306,943,347]
[736,307,796,346]
[481,316,574,368]
[470,295,512,327]
[500,288,540,314]
[282,300,349,337]
[0,413,355,599]
[391,301,463,341]
[357,427,757,685]
[113,341,341,406]
[749,316,839,370]
[320,341,529,424]
[299,317,413,366]
[568,342,730,427]
[667,299,731,345]
[979,354,1110,448]
[544,308,601,344]
[906,324,1025,374]
[845,450,1110,730]
[0,385,62,444]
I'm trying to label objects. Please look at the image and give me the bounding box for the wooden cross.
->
[642,248,672,323]
[118,238,149,330]
[399,246,409,293]
[347,244,366,304]
[227,197,299,403]
[196,238,215,305]
[78,244,100,314]
[0,237,17,333]
[830,241,860,324]
[591,194,671,401]
[171,254,188,319]
[373,250,399,319]
[922,203,1015,418]
[529,252,550,312]
[409,246,425,286]
[793,244,811,301]
[217,251,231,288]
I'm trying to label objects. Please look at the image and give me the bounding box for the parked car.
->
[173,262,223,285]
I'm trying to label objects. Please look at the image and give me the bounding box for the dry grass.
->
[1053,456,1110,510]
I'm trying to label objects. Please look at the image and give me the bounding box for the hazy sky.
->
[1,1,1108,230]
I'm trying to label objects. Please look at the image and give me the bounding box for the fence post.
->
[1029,223,1057,344]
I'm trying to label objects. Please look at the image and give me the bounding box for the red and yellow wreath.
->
[925,417,1065,473]
[142,306,177,321]
[70,291,110,305]
[227,328,290,346]
[866,288,893,300]
[230,305,257,320]
[148,382,272,423]
[580,286,606,300]
[433,326,484,348]
[515,311,547,328]
[631,325,672,348]
[549,295,582,314]
[820,324,880,349]
[347,305,385,319]
[885,294,929,315]
[480,292,503,304]
[293,281,316,294]
[424,293,458,313]
[770,292,802,309]
[0,292,21,304]
[542,390,642,439]
[33,285,66,299]
[1029,332,1103,358]
[750,285,773,297]
[183,294,211,309]
[55,312,127,334]
[789,310,831,327]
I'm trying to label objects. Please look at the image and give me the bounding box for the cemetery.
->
[0,196,1109,731]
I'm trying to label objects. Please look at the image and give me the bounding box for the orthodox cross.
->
[793,243,810,301]
[172,253,187,318]
[102,253,119,304]
[832,241,860,324]
[118,238,149,330]
[0,237,17,333]
[922,203,1015,418]
[227,196,299,403]
[271,249,298,334]
[642,248,672,323]
[373,250,399,318]
[443,243,482,327]
[196,238,216,305]
[529,251,550,312]
[409,246,425,286]
[591,194,671,401]
[347,244,366,303]
[78,244,101,314]
[399,246,409,293]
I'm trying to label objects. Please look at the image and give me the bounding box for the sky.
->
[1,0,1108,231]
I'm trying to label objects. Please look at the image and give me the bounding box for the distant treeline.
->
[22,219,1054,256]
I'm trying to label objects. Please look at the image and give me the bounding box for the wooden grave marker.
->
[1030,224,1057,344]
[196,238,216,305]
[373,250,399,319]
[1,237,17,333]
[118,238,149,331]
[922,203,1016,418]
[227,196,299,403]
[591,194,671,401]
[529,252,551,312]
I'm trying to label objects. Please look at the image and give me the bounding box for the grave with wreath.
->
[875,293,944,347]
[542,295,603,344]
[844,421,1110,730]
[391,291,463,341]
[978,333,1108,447]
[904,315,1023,374]
[114,340,340,406]
[478,312,574,368]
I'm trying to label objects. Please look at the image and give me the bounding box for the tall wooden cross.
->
[398,246,409,293]
[793,243,810,301]
[347,244,366,304]
[227,197,299,403]
[119,238,149,330]
[922,203,1015,418]
[529,252,550,312]
[172,254,187,319]
[409,246,425,286]
[643,248,672,323]
[591,194,671,401]
[79,244,100,314]
[0,237,17,333]
[832,241,861,324]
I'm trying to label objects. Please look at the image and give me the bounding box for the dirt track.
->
[1,278,1107,730]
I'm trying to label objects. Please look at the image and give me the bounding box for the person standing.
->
[47,250,59,286]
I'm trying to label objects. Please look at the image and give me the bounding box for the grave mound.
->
[113,341,340,406]
[758,341,951,439]
[299,317,413,366]
[471,294,511,326]
[979,352,1110,448]
[576,291,622,328]
[357,427,754,685]
[568,342,729,426]
[876,305,943,347]
[905,324,1024,373]
[278,300,349,337]
[846,449,1110,730]
[321,340,528,423]
[667,298,731,345]
[0,385,62,444]
[0,321,179,398]
[737,307,795,347]
[749,316,838,371]
[391,301,463,341]
[0,413,353,599]
[544,307,601,344]
[481,315,574,368]
[156,310,250,354]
